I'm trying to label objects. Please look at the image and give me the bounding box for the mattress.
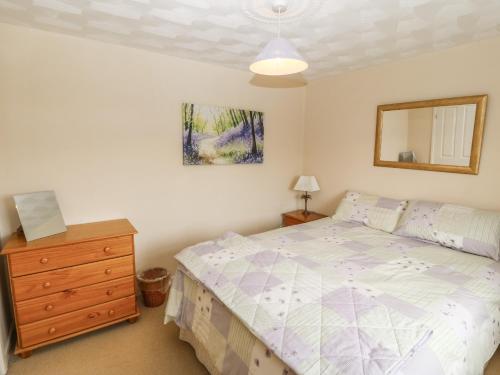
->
[165,217,500,374]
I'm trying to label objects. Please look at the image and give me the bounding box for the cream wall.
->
[0,270,8,374]
[0,23,306,361]
[380,106,451,164]
[304,35,500,214]
[380,110,409,161]
[0,23,306,269]
[407,107,433,164]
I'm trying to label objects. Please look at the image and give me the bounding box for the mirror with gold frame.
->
[374,95,487,174]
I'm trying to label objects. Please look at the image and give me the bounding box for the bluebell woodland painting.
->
[183,103,264,165]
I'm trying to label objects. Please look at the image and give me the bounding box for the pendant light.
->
[249,0,308,76]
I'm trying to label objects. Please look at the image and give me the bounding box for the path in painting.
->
[198,136,227,165]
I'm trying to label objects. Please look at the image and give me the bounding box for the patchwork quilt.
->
[166,218,500,375]
[170,271,296,375]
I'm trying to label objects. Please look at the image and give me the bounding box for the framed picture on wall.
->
[182,103,264,165]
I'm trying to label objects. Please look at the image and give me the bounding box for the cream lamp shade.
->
[294,176,320,192]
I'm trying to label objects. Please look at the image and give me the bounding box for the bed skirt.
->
[180,328,221,375]
[167,271,296,375]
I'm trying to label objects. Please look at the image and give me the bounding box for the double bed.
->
[165,205,500,374]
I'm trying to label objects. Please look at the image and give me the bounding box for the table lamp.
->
[294,176,320,215]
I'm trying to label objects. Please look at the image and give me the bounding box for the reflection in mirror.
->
[381,104,476,167]
[374,95,487,175]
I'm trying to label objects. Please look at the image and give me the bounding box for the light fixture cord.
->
[278,7,281,39]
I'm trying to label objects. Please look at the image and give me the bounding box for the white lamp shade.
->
[250,37,308,76]
[294,176,320,192]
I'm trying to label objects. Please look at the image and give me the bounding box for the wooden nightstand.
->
[282,210,328,227]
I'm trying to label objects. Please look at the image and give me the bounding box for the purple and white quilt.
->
[167,217,500,374]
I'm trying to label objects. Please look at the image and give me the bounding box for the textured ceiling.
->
[1,0,500,78]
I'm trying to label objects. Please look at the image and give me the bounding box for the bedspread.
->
[168,270,297,375]
[166,218,500,375]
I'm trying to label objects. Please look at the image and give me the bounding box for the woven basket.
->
[137,268,171,307]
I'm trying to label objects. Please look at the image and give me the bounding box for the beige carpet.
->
[8,301,208,375]
[7,300,500,374]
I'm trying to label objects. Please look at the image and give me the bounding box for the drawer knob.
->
[108,309,115,317]
[48,327,56,335]
[103,246,111,254]
[43,282,51,289]
[40,257,49,264]
[45,304,54,311]
[106,289,114,296]
[105,268,112,275]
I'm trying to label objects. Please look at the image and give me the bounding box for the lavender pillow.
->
[334,191,408,233]
[394,200,500,260]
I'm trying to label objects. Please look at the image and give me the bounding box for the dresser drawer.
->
[16,276,135,325]
[9,236,133,277]
[19,295,136,348]
[13,256,134,301]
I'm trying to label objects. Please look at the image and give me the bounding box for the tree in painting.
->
[182,103,264,165]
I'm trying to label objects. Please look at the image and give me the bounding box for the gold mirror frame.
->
[374,95,488,175]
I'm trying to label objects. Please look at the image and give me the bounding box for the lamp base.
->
[301,192,312,215]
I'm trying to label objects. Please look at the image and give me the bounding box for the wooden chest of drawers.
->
[1,219,140,358]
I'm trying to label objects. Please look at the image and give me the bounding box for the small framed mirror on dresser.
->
[374,95,488,174]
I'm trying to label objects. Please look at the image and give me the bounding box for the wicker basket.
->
[137,268,171,307]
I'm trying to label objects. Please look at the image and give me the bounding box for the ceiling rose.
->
[242,0,324,24]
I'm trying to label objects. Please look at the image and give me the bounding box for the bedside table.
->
[282,210,328,227]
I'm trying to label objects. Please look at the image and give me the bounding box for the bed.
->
[165,205,500,375]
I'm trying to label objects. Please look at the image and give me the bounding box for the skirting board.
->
[0,320,14,375]
[0,351,5,375]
